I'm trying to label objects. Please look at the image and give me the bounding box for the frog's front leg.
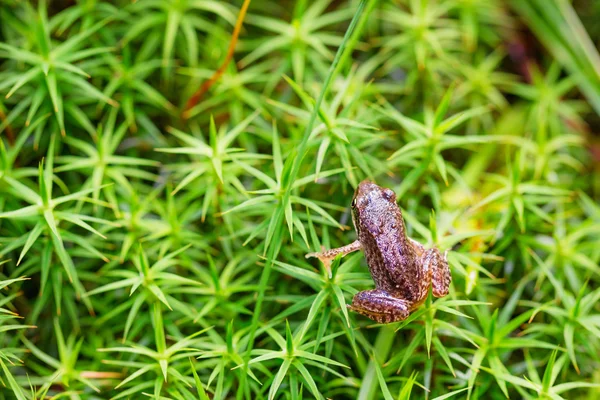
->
[349,289,410,323]
[305,240,362,275]
[408,236,425,255]
[422,247,451,298]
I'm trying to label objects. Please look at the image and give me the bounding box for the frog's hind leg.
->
[422,248,451,298]
[349,289,410,323]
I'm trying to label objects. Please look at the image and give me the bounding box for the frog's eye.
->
[351,198,357,208]
[382,188,396,202]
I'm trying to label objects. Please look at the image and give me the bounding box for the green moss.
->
[1,0,599,398]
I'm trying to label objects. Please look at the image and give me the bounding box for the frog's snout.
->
[355,179,378,197]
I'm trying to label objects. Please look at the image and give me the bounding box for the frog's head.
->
[351,180,396,233]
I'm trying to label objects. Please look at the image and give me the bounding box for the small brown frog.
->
[306,180,451,323]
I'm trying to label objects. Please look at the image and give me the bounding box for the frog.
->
[306,180,451,323]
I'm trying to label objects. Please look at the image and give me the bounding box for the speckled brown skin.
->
[306,180,451,324]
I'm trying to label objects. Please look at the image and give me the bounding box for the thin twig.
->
[0,108,15,145]
[183,0,251,118]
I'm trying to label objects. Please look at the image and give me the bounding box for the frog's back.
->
[359,203,423,301]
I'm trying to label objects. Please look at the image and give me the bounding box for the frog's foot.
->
[305,247,335,277]
[422,248,451,298]
[349,289,410,324]
[305,240,362,277]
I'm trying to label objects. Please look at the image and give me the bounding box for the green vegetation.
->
[1,0,600,398]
